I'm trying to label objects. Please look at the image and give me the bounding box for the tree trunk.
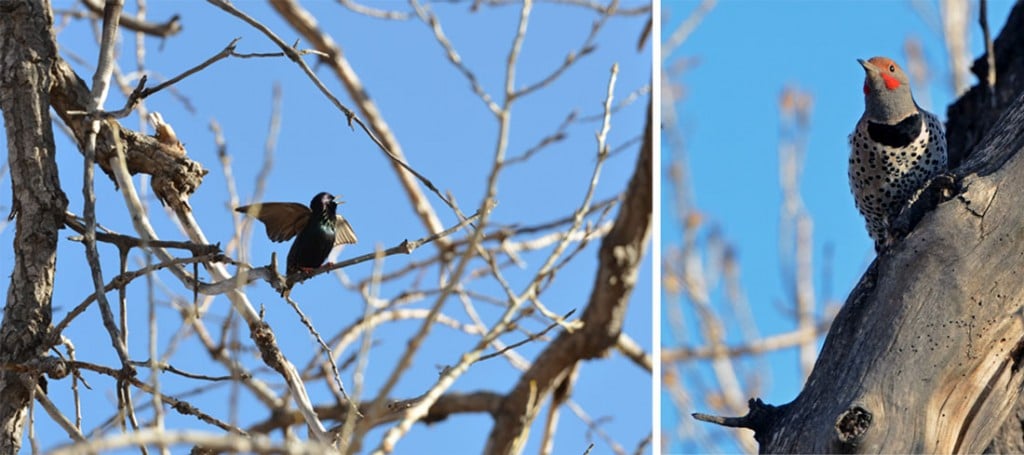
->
[0,0,68,453]
[696,1,1024,453]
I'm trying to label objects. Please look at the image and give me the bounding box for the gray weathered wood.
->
[762,90,1024,453]
[696,2,1024,453]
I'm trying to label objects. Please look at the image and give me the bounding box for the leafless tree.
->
[0,0,652,453]
[660,4,836,450]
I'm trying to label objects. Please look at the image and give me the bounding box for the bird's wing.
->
[235,202,311,242]
[333,215,358,245]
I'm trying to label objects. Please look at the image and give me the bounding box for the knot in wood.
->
[40,356,68,380]
[835,405,872,445]
[172,400,197,414]
[250,321,284,373]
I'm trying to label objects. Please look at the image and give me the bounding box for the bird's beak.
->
[857,58,875,74]
[334,194,345,205]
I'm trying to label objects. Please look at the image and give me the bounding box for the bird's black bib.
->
[866,112,922,148]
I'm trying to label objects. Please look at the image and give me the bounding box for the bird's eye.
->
[889,65,895,72]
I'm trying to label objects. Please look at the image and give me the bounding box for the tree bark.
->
[47,58,207,213]
[696,2,1024,453]
[0,0,68,452]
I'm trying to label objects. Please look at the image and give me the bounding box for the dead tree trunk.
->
[695,1,1024,453]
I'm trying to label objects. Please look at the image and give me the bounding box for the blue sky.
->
[661,0,1016,452]
[0,1,651,453]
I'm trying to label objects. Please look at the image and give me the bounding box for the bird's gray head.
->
[310,192,337,216]
[859,56,918,124]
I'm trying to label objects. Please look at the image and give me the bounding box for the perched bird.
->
[236,192,357,276]
[849,56,947,251]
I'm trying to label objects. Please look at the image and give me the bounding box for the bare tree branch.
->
[486,93,650,453]
[80,0,182,37]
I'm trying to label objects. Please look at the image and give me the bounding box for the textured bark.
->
[484,99,652,453]
[0,0,68,452]
[969,3,1024,452]
[946,1,1024,170]
[48,59,207,213]
[707,2,1024,453]
[760,112,1024,451]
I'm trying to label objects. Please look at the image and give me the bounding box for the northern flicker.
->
[849,56,947,251]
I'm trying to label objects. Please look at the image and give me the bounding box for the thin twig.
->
[193,210,482,296]
[34,384,87,443]
[980,0,997,106]
[126,360,239,382]
[362,3,537,449]
[476,309,576,363]
[52,254,225,343]
[281,293,360,416]
[662,0,715,61]
[661,320,833,362]
[411,0,501,116]
[48,429,331,455]
[339,246,389,450]
[339,0,412,20]
[210,0,461,223]
[64,212,220,255]
[512,3,611,100]
[79,0,136,395]
[80,0,182,37]
[141,38,241,99]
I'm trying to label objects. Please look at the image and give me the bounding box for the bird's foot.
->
[282,268,315,293]
[299,263,335,275]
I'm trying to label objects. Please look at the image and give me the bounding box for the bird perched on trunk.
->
[236,192,357,278]
[849,56,947,251]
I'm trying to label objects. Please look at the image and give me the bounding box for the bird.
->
[849,56,947,252]
[236,192,357,276]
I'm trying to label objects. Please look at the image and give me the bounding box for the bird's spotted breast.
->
[848,109,946,251]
